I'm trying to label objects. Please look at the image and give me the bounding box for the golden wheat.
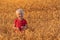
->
[0,0,60,40]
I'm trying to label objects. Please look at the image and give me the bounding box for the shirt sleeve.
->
[24,19,27,24]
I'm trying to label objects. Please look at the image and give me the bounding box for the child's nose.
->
[19,15,22,17]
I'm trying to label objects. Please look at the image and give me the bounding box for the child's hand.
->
[13,27,16,29]
[13,27,19,33]
[21,26,27,30]
[13,27,18,30]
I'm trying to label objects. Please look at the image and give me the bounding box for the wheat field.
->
[0,0,60,40]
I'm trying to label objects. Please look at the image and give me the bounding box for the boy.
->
[13,9,28,32]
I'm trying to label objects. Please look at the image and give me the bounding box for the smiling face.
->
[16,9,24,19]
[16,12,23,19]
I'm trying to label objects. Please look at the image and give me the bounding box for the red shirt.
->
[14,18,27,28]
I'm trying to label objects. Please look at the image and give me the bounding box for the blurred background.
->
[0,0,60,40]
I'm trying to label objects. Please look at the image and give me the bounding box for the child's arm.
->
[24,20,28,30]
[13,19,18,29]
[13,24,16,29]
[13,24,19,32]
[13,19,18,30]
[21,24,28,30]
[25,24,28,29]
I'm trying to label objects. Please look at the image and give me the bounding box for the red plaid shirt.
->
[14,18,27,30]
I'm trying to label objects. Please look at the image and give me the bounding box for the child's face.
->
[16,13,23,18]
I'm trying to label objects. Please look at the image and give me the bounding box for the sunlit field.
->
[0,0,60,40]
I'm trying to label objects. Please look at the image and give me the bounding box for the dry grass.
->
[0,0,60,40]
